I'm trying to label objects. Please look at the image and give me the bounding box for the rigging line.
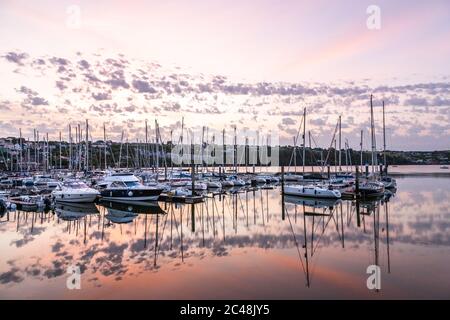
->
[156,213,169,260]
[237,193,246,221]
[213,197,225,230]
[285,208,307,275]
[311,210,336,256]
[173,205,182,238]
[320,119,339,173]
[329,207,342,242]
[287,113,305,169]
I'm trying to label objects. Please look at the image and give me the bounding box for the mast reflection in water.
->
[0,176,450,299]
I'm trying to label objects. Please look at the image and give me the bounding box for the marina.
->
[1,0,450,306]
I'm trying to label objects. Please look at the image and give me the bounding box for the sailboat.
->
[358,96,387,198]
[284,185,341,199]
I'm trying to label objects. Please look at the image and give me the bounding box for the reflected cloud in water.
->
[0,176,450,298]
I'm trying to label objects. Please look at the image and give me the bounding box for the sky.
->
[0,0,449,150]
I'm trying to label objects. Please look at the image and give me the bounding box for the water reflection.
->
[1,176,450,299]
[55,203,99,221]
[283,192,392,288]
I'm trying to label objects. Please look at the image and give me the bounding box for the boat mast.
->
[59,131,62,169]
[222,128,226,172]
[302,107,306,174]
[382,100,387,171]
[85,119,89,172]
[19,128,23,172]
[118,130,124,169]
[69,125,72,171]
[103,123,107,170]
[126,136,129,169]
[155,119,160,180]
[360,129,363,172]
[46,132,49,172]
[234,125,237,173]
[338,115,342,172]
[145,120,148,168]
[308,131,313,172]
[37,130,40,171]
[201,126,205,174]
[370,95,376,174]
[181,117,184,169]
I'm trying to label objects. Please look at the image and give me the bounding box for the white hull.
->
[54,194,98,203]
[221,181,234,187]
[284,185,341,199]
[207,181,222,188]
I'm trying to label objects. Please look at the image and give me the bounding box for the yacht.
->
[9,195,49,211]
[34,175,59,189]
[98,172,164,202]
[283,185,341,199]
[358,181,385,198]
[52,180,100,203]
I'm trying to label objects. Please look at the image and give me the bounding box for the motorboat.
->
[33,175,59,189]
[52,180,100,203]
[283,185,341,199]
[98,172,164,202]
[9,195,50,211]
[159,187,204,203]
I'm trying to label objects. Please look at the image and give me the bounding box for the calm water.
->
[1,172,450,299]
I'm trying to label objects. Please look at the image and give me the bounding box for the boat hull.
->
[53,193,98,203]
[283,186,341,199]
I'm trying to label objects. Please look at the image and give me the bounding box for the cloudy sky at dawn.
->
[0,0,449,150]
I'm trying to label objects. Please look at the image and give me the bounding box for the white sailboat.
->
[284,185,341,199]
